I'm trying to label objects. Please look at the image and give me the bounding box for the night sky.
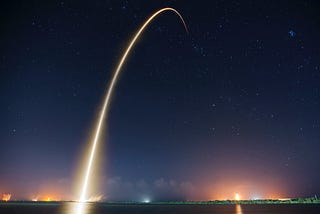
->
[1,0,320,201]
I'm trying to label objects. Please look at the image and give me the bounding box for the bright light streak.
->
[78,7,188,202]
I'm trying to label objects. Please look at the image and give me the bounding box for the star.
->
[289,30,296,38]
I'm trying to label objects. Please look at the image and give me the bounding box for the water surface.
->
[1,202,320,214]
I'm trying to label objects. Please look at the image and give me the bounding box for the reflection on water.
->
[59,202,245,214]
[57,202,244,214]
[236,204,243,214]
[59,202,94,214]
[1,202,319,214]
[58,203,244,214]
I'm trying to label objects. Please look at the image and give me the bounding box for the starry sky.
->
[1,0,320,201]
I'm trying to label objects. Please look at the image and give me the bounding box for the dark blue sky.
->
[1,0,320,201]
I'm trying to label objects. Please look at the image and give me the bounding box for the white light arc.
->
[79,7,188,202]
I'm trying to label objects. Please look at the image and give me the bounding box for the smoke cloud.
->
[103,176,197,201]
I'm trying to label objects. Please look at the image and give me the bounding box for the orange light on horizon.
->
[44,197,60,201]
[278,198,291,201]
[235,193,241,201]
[2,194,11,201]
[265,193,288,200]
[40,195,61,202]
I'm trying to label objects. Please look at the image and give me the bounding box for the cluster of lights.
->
[142,198,151,203]
[2,194,11,201]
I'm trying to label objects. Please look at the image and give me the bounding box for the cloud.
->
[88,194,105,202]
[103,176,197,201]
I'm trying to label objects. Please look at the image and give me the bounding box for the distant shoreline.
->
[1,197,320,205]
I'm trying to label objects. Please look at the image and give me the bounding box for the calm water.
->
[1,202,320,214]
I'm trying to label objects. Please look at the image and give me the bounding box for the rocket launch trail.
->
[79,8,188,202]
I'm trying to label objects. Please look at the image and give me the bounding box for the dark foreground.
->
[1,202,320,214]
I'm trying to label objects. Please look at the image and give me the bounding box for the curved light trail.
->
[79,7,188,202]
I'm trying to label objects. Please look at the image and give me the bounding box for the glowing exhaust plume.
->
[79,7,188,202]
